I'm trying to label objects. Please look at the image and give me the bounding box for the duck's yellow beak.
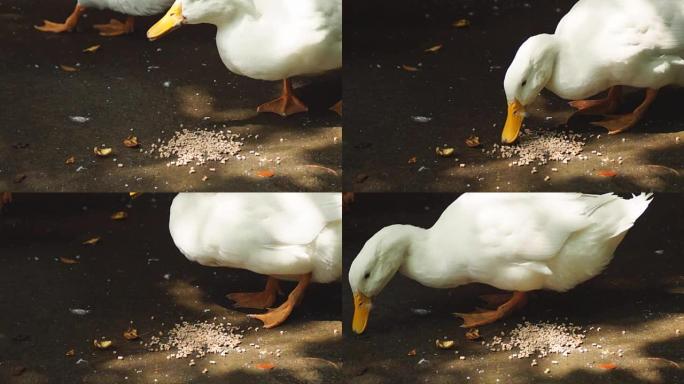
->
[501,100,525,144]
[352,292,371,334]
[147,1,183,41]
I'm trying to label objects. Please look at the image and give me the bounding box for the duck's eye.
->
[521,79,527,87]
[364,272,371,279]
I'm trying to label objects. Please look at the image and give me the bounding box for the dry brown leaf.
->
[94,147,113,157]
[257,169,275,178]
[435,339,455,349]
[123,135,139,148]
[408,156,417,164]
[435,147,455,158]
[82,237,101,245]
[65,156,76,165]
[93,339,112,350]
[123,327,139,341]
[407,349,417,356]
[65,349,75,357]
[401,64,419,72]
[465,328,481,341]
[60,65,78,72]
[598,362,617,370]
[13,174,26,184]
[597,170,617,177]
[465,135,481,148]
[11,366,25,376]
[111,211,128,220]
[59,257,79,264]
[355,173,369,183]
[424,44,443,53]
[255,362,275,370]
[453,19,470,28]
[129,192,142,199]
[83,45,101,53]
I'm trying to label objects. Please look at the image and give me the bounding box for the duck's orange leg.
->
[227,276,279,309]
[591,88,658,134]
[94,16,135,36]
[454,291,527,328]
[257,79,309,117]
[0,192,12,210]
[569,86,622,115]
[35,4,86,33]
[248,273,311,328]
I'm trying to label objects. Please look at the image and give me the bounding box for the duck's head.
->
[147,0,257,40]
[501,34,558,144]
[349,224,418,334]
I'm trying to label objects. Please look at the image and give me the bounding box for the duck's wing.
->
[437,193,625,268]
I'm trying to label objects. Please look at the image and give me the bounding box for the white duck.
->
[502,0,684,144]
[35,0,174,36]
[169,193,341,328]
[349,193,652,334]
[147,0,342,116]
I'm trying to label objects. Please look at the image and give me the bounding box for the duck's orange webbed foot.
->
[226,277,279,309]
[257,78,309,117]
[94,16,135,36]
[35,4,86,33]
[247,273,311,328]
[591,88,658,134]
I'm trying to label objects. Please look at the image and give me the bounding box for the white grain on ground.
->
[146,320,243,359]
[146,129,243,166]
[486,321,586,358]
[488,129,587,166]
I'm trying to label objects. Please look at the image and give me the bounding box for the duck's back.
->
[79,0,174,16]
[429,193,651,292]
[553,0,684,91]
[169,193,341,282]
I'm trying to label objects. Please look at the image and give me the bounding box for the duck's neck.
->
[399,226,471,289]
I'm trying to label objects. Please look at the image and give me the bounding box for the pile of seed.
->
[486,321,586,358]
[488,129,586,166]
[147,129,243,166]
[146,320,243,359]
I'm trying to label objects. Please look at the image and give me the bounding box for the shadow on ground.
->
[341,193,683,384]
[0,0,341,192]
[0,194,342,383]
[343,0,684,192]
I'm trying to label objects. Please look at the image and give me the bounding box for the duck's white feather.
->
[397,193,652,292]
[169,193,341,283]
[550,0,684,99]
[79,0,174,16]
[210,0,342,80]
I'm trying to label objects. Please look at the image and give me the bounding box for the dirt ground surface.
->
[344,0,684,192]
[342,194,683,384]
[0,0,342,192]
[0,194,342,384]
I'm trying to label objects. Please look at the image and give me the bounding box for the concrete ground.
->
[344,0,684,192]
[342,194,683,384]
[0,194,342,384]
[0,0,341,192]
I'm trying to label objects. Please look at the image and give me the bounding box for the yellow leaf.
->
[93,339,112,350]
[60,65,78,72]
[82,237,101,245]
[424,44,443,53]
[123,327,139,341]
[94,147,113,157]
[435,339,455,349]
[122,135,139,148]
[465,135,481,148]
[435,147,456,157]
[453,19,470,28]
[83,45,101,53]
[111,211,128,220]
[401,64,419,72]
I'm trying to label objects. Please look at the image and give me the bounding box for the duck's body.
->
[36,0,174,36]
[214,0,342,82]
[169,193,341,328]
[547,0,684,100]
[502,0,684,143]
[148,0,342,116]
[349,193,652,333]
